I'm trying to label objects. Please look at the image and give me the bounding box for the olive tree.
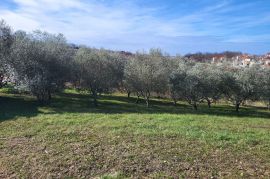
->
[111,52,128,94]
[169,62,205,110]
[10,30,74,103]
[74,48,121,106]
[262,68,270,110]
[124,49,170,107]
[195,63,223,108]
[149,49,175,98]
[0,20,13,88]
[222,65,264,112]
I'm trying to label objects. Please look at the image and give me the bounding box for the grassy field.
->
[0,89,270,178]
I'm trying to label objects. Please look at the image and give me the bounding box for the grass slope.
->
[0,89,270,178]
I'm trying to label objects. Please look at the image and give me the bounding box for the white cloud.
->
[0,0,269,54]
[0,9,40,31]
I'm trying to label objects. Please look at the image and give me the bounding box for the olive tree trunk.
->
[193,102,198,110]
[135,92,140,104]
[127,91,131,98]
[144,96,150,108]
[173,98,177,106]
[36,90,51,105]
[207,99,211,108]
[91,89,98,107]
[235,102,241,112]
[143,90,150,108]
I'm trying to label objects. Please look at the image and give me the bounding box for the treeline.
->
[1,20,270,112]
[184,51,243,62]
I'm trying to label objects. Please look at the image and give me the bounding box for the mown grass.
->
[0,89,270,178]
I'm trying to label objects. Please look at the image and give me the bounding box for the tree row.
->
[1,20,270,112]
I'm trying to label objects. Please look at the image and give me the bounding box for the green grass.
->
[0,89,270,178]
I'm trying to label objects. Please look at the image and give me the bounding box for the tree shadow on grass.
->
[49,93,270,119]
[0,95,40,122]
[1,92,269,122]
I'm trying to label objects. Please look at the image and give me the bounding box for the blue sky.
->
[0,0,270,55]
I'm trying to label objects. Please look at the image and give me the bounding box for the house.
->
[238,54,260,67]
[211,55,226,64]
[264,60,270,68]
[232,56,242,67]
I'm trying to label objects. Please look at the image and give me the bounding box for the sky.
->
[0,0,270,55]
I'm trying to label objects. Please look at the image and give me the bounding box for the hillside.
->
[1,90,270,178]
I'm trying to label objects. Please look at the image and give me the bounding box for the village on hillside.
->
[210,52,270,68]
[118,50,270,68]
